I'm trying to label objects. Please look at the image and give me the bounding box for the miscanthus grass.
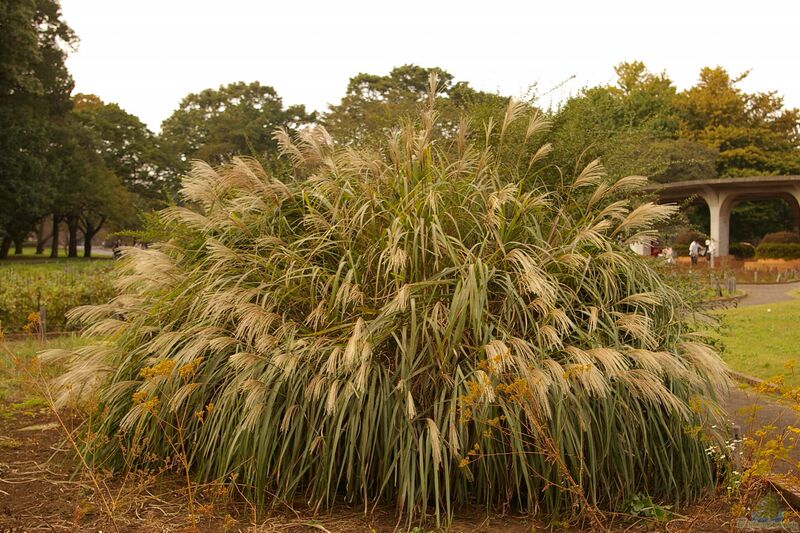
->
[45,88,729,525]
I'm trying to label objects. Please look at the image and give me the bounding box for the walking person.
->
[689,239,699,266]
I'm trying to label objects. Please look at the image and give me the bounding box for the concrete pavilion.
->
[649,176,800,256]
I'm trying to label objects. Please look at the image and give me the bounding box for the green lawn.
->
[1,245,113,259]
[718,293,800,387]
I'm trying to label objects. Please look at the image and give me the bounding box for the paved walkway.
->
[724,282,800,474]
[737,281,800,307]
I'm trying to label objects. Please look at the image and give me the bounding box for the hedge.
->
[760,231,800,244]
[729,242,756,259]
[755,242,800,260]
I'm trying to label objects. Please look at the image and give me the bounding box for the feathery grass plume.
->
[48,86,729,526]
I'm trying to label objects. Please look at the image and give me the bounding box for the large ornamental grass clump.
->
[48,94,729,523]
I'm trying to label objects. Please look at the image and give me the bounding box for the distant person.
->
[112,240,122,259]
[662,246,676,265]
[689,239,700,266]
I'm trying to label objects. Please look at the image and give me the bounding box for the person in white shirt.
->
[689,240,699,266]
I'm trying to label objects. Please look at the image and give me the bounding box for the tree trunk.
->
[0,236,11,259]
[67,216,79,258]
[35,220,50,255]
[83,231,93,257]
[50,215,60,258]
[13,236,23,255]
[80,215,106,259]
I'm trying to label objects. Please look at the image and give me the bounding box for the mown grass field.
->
[718,292,800,387]
[2,246,114,258]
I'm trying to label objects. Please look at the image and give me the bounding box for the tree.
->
[47,115,135,257]
[676,67,800,241]
[323,65,552,184]
[160,81,313,170]
[677,67,800,176]
[73,93,177,203]
[0,0,76,258]
[549,63,717,184]
[324,65,455,144]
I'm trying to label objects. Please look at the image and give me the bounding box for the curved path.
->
[737,281,800,307]
[724,281,800,475]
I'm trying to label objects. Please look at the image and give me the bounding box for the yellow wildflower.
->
[143,397,159,414]
[178,357,203,380]
[132,390,148,404]
[139,360,176,379]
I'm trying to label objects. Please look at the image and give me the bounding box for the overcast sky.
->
[60,0,800,133]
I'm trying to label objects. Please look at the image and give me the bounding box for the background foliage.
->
[0,260,115,331]
[2,2,798,259]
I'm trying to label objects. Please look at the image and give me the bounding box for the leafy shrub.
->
[49,98,728,523]
[755,243,800,260]
[760,231,800,244]
[0,261,116,332]
[729,242,756,259]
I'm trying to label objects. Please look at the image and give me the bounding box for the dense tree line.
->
[2,2,798,259]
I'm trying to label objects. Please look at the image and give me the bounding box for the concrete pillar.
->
[704,191,732,257]
[790,190,800,237]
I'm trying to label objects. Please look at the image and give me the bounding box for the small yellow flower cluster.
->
[179,357,204,380]
[459,381,483,420]
[682,424,702,437]
[755,376,783,395]
[21,312,41,334]
[477,354,507,375]
[139,360,176,379]
[194,402,215,423]
[496,380,527,402]
[562,364,592,380]
[486,415,506,427]
[142,397,159,413]
[458,442,482,468]
[132,390,159,413]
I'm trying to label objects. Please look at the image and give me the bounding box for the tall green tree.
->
[47,115,135,257]
[160,81,313,170]
[676,67,800,242]
[549,62,717,183]
[324,64,455,144]
[73,94,177,203]
[677,66,800,176]
[0,0,76,258]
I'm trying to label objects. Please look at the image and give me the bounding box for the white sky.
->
[60,0,800,133]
